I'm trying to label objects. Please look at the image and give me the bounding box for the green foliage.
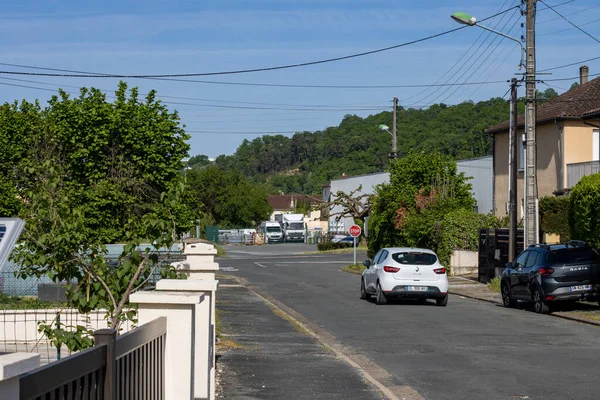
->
[317,242,352,251]
[186,165,272,228]
[190,98,509,195]
[539,196,571,243]
[367,151,475,258]
[0,293,64,310]
[341,264,365,275]
[39,322,95,353]
[433,210,504,267]
[569,174,600,248]
[487,277,502,293]
[1,82,194,242]
[2,83,195,350]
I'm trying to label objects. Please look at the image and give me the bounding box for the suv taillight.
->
[383,266,400,273]
[539,267,554,276]
[434,267,446,274]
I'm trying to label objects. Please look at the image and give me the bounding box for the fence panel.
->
[19,345,107,400]
[18,317,166,400]
[478,228,524,283]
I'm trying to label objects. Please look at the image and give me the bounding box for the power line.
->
[405,0,517,105]
[539,0,600,44]
[0,76,388,108]
[434,7,521,106]
[540,55,600,72]
[538,16,600,37]
[0,7,520,80]
[538,3,599,24]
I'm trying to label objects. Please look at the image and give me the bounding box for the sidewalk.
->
[215,277,384,400]
[448,275,600,326]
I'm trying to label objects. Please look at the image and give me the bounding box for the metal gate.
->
[478,228,524,283]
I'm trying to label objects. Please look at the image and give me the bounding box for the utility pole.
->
[509,78,518,262]
[524,0,538,245]
[392,97,398,159]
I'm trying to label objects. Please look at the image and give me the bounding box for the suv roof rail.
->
[567,240,587,248]
[528,243,551,250]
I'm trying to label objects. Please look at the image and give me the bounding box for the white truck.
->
[262,221,284,243]
[283,214,306,243]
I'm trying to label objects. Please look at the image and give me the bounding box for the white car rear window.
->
[392,252,437,265]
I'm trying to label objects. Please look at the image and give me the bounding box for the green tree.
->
[1,82,193,241]
[186,166,272,228]
[367,151,475,258]
[569,174,600,248]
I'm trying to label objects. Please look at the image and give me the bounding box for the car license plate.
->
[569,285,592,292]
[406,286,428,292]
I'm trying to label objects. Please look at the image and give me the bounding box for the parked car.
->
[500,241,600,314]
[337,236,356,244]
[360,247,449,306]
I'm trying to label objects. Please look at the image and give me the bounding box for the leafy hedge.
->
[539,196,570,243]
[317,241,353,251]
[569,173,600,248]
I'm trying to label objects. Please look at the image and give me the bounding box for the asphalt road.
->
[219,245,600,400]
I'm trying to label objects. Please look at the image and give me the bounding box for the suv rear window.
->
[549,248,600,265]
[392,252,437,265]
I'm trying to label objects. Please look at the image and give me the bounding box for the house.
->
[487,66,600,218]
[322,158,493,235]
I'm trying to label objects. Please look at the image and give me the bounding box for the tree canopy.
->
[191,97,511,195]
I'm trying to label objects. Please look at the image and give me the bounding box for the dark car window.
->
[525,251,539,267]
[514,251,529,268]
[549,248,600,265]
[392,252,437,265]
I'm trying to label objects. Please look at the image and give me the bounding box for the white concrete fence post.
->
[0,353,40,399]
[130,240,219,400]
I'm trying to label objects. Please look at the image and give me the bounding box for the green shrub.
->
[539,196,570,243]
[317,241,353,251]
[569,173,600,248]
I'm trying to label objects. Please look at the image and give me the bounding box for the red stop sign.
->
[349,225,361,237]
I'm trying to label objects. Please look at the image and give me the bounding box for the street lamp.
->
[378,124,390,135]
[451,12,525,69]
[451,7,539,249]
[378,124,397,159]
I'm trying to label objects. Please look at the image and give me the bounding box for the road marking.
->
[254,262,267,268]
[220,267,239,272]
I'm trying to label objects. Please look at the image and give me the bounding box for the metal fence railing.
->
[18,317,166,400]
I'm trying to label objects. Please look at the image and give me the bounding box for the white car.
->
[360,247,449,306]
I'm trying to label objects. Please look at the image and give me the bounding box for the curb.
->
[222,274,424,400]
[449,289,600,327]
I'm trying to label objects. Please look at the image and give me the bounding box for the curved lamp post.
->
[451,12,525,69]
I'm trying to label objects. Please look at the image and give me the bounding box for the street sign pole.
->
[349,225,362,266]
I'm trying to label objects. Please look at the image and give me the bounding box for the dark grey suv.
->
[501,241,600,314]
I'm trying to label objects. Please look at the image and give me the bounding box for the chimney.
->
[580,65,589,85]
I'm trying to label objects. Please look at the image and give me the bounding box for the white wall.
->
[457,156,493,215]
[328,173,390,233]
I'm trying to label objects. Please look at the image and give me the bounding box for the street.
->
[219,245,600,400]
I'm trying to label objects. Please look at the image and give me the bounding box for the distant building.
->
[266,194,327,231]
[322,156,494,234]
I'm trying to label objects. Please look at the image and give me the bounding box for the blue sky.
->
[2,0,600,158]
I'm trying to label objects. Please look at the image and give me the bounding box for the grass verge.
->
[272,308,311,335]
[215,243,227,257]
[566,311,600,323]
[487,277,501,293]
[303,246,368,255]
[341,263,366,275]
